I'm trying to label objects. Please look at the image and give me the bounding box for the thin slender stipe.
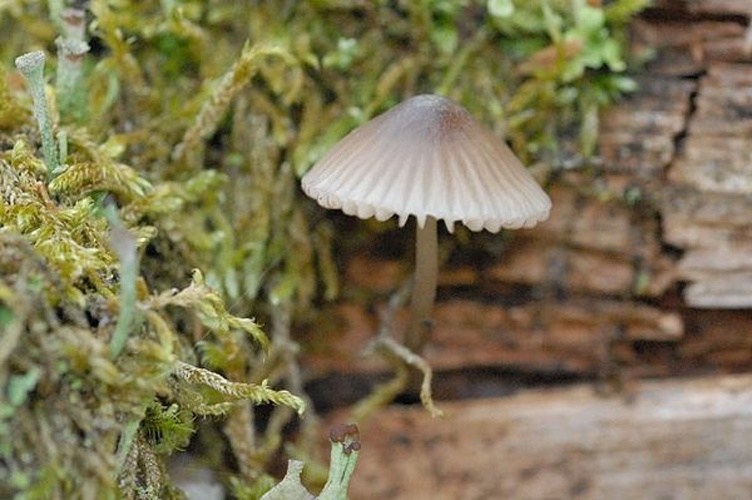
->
[407,216,438,353]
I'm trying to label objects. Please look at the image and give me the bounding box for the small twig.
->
[353,280,444,421]
[373,335,444,419]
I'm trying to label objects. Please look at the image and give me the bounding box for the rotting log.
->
[630,2,752,307]
[304,298,683,385]
[662,61,752,307]
[341,374,752,500]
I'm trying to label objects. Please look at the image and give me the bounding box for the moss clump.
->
[0,155,302,496]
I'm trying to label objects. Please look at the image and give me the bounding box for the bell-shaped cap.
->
[301,94,551,232]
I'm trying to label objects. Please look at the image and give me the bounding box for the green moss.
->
[0,63,29,129]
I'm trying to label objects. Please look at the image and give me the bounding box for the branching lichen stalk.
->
[60,8,87,41]
[56,37,91,121]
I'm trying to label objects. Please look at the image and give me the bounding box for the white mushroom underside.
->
[301,95,552,233]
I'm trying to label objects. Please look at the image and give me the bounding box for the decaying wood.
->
[344,375,752,500]
[663,61,752,306]
[654,0,752,16]
[626,5,752,307]
[596,6,752,309]
[598,75,695,174]
[305,297,683,384]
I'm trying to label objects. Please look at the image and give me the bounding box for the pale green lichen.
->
[55,36,90,121]
[260,423,361,500]
[14,51,59,174]
[54,7,90,122]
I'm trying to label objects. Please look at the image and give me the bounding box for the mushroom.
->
[302,94,551,353]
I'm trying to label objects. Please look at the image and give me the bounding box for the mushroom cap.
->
[301,94,551,232]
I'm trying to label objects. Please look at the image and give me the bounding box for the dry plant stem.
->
[375,335,444,418]
[352,280,444,422]
[407,215,438,353]
[104,205,138,359]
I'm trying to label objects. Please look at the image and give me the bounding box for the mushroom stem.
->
[407,215,438,353]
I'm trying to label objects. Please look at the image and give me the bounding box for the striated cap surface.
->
[301,94,551,232]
